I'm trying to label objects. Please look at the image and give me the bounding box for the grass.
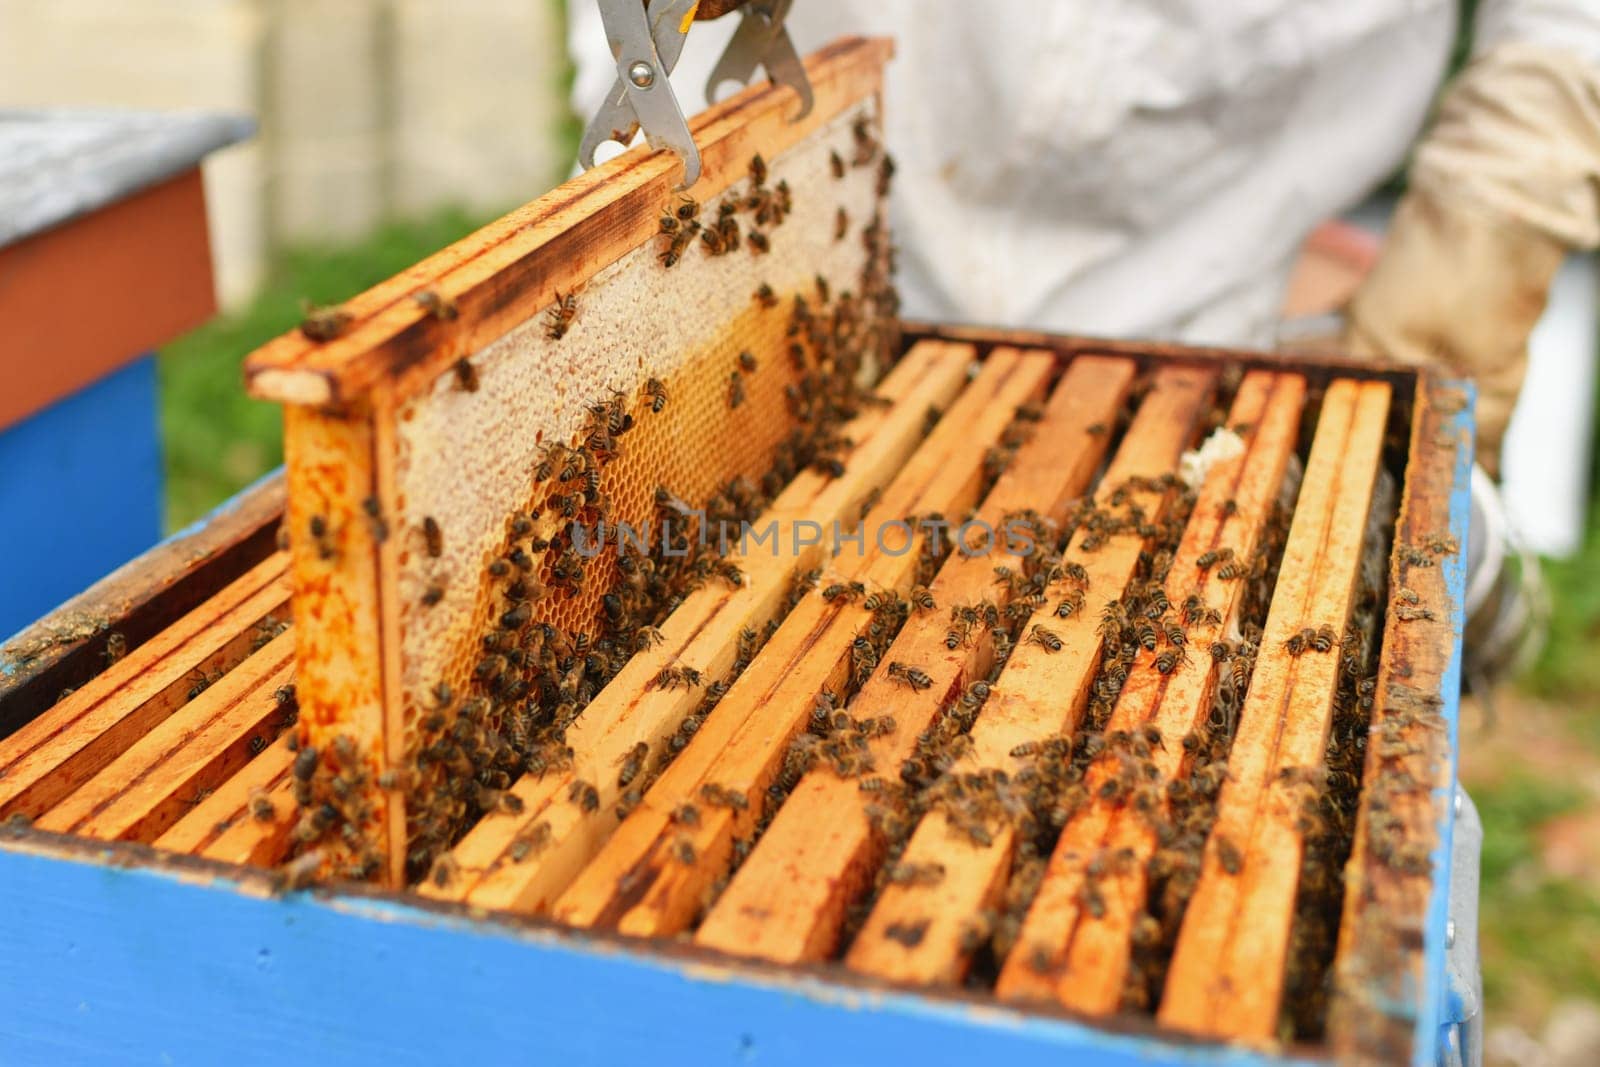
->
[1474,771,1600,1023]
[1521,494,1600,714]
[158,207,498,530]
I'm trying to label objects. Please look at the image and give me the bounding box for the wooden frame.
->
[242,38,899,885]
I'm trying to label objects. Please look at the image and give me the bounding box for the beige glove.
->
[1345,43,1600,476]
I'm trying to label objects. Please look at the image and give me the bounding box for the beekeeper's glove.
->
[1344,43,1600,477]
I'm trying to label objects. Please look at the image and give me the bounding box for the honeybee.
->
[945,620,970,650]
[644,378,668,413]
[1134,620,1158,652]
[1216,835,1244,875]
[700,783,748,810]
[830,149,846,179]
[749,153,768,187]
[754,283,778,308]
[545,291,578,340]
[675,194,699,220]
[862,589,897,612]
[909,585,937,613]
[422,517,443,557]
[420,584,444,607]
[747,230,770,254]
[1029,625,1064,653]
[738,350,758,373]
[850,637,879,686]
[1422,532,1459,555]
[413,288,458,321]
[568,780,600,813]
[289,743,319,782]
[447,357,479,393]
[672,803,701,827]
[654,665,703,690]
[823,581,865,603]
[617,742,648,789]
[673,837,697,865]
[308,514,336,560]
[729,371,745,409]
[299,302,351,342]
[660,227,695,268]
[250,792,277,822]
[700,225,729,255]
[886,861,946,887]
[886,661,933,691]
[1153,648,1185,675]
[835,207,848,241]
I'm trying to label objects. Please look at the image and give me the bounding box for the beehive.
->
[0,38,1471,1065]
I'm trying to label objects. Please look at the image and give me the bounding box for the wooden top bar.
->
[1158,378,1391,1040]
[0,555,290,819]
[245,37,894,409]
[696,359,1192,968]
[154,731,296,859]
[988,371,1306,1006]
[551,352,1051,936]
[36,636,295,843]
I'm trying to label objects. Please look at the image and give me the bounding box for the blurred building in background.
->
[0,0,571,305]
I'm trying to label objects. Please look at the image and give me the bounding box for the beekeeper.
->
[571,1,1600,477]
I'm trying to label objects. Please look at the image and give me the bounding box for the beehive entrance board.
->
[0,39,1472,1067]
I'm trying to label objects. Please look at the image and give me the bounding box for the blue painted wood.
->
[0,356,162,641]
[1414,385,1475,1067]
[0,841,1303,1067]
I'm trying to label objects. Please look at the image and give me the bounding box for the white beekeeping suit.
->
[570,1,1600,466]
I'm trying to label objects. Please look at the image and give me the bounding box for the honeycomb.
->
[384,98,896,872]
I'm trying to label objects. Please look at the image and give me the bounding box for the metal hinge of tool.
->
[579,0,813,190]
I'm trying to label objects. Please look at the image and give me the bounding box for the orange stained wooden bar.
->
[427,342,972,911]
[154,730,299,865]
[34,633,296,843]
[989,371,1307,1006]
[550,351,1052,936]
[0,555,291,820]
[697,360,1211,967]
[1158,378,1392,1041]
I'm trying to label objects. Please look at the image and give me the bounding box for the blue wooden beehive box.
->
[0,39,1473,1066]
